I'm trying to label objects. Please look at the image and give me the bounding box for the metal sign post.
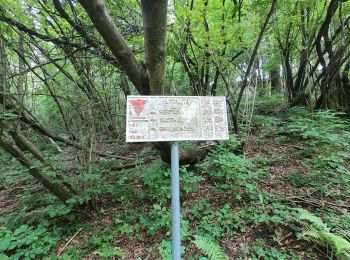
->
[125,96,229,259]
[170,142,181,259]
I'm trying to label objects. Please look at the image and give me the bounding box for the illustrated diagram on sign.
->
[128,98,149,120]
[126,96,229,142]
[130,99,148,116]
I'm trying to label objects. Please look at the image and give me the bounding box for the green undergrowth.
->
[1,108,349,259]
[281,108,350,199]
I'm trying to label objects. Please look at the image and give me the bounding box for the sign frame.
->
[126,95,229,143]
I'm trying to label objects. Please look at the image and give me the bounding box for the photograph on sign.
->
[126,96,229,142]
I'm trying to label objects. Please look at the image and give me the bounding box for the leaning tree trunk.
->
[78,0,149,95]
[0,122,73,202]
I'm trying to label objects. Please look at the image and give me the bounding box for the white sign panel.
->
[126,96,229,142]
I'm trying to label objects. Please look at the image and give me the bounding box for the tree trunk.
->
[341,61,350,109]
[279,43,293,105]
[314,0,338,73]
[141,0,177,163]
[270,66,281,93]
[0,134,73,202]
[0,35,7,106]
[292,5,309,106]
[17,36,25,112]
[141,0,168,95]
[120,73,131,98]
[315,48,349,109]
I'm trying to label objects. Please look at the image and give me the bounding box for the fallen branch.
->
[57,228,83,256]
[109,157,156,171]
[287,196,350,212]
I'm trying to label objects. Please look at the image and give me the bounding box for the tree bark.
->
[0,35,7,106]
[141,0,178,162]
[280,42,293,104]
[120,73,131,98]
[341,61,350,109]
[141,0,168,95]
[292,5,309,106]
[270,67,281,93]
[314,0,338,73]
[17,36,25,112]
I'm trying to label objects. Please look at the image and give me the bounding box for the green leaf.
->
[0,238,12,251]
[13,225,29,236]
[0,254,9,259]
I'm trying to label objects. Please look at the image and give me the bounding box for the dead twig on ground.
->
[287,196,349,213]
[57,227,83,256]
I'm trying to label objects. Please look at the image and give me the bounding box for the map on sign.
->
[126,96,229,142]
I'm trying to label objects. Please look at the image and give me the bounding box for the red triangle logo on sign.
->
[130,99,148,116]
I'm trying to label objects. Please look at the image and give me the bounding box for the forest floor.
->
[1,107,350,259]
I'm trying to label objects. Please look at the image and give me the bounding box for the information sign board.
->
[126,96,229,142]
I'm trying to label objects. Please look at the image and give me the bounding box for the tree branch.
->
[78,0,149,94]
[0,14,120,68]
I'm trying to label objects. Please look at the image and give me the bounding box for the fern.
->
[297,208,328,230]
[302,230,350,260]
[295,208,350,259]
[192,235,228,260]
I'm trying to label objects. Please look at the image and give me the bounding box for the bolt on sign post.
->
[126,96,229,259]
